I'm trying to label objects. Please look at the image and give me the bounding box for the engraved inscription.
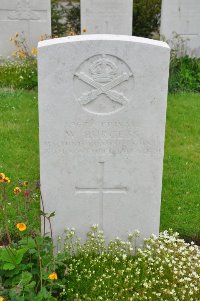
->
[42,120,162,156]
[8,0,40,20]
[74,54,134,115]
[76,162,127,229]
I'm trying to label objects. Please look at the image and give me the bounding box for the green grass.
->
[0,90,199,242]
[0,89,39,181]
[161,93,200,242]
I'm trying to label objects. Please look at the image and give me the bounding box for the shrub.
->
[169,56,200,94]
[133,0,161,38]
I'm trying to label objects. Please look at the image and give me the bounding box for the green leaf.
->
[33,287,51,300]
[20,237,36,249]
[15,248,27,265]
[25,280,36,290]
[0,247,17,264]
[2,262,16,270]
[21,271,32,285]
[0,247,27,266]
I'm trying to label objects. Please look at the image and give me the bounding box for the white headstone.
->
[38,35,170,243]
[160,0,200,57]
[0,0,51,58]
[81,0,133,35]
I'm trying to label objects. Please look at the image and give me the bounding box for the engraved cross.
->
[75,162,127,229]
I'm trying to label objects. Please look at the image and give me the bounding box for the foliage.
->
[0,173,40,244]
[9,32,38,60]
[51,0,80,37]
[0,33,38,90]
[0,235,60,301]
[163,33,200,94]
[133,0,161,38]
[169,56,200,94]
[0,225,200,300]
[0,60,37,90]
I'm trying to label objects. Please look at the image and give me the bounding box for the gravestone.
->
[38,35,170,242]
[0,0,51,58]
[160,0,200,57]
[81,0,133,35]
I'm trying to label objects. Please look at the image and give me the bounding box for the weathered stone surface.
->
[160,0,200,57]
[81,0,133,35]
[0,0,51,58]
[38,35,170,242]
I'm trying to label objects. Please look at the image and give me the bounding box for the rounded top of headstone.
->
[38,35,170,50]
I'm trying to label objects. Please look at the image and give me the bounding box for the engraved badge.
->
[74,54,134,115]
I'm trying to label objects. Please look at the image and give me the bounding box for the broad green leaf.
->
[3,262,15,270]
[0,247,17,264]
[15,248,27,264]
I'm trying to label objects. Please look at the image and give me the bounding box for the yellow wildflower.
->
[0,173,5,182]
[16,223,27,232]
[4,177,10,183]
[31,48,38,55]
[0,296,4,301]
[14,187,21,195]
[48,272,58,280]
[23,181,28,186]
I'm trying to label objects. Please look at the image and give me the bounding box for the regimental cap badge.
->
[89,55,118,83]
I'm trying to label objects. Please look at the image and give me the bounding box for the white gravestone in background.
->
[81,0,133,35]
[38,35,170,242]
[160,0,200,57]
[0,0,51,58]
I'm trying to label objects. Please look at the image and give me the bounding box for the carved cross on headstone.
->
[75,161,128,228]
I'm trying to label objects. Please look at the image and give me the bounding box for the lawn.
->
[0,90,199,242]
[161,93,200,243]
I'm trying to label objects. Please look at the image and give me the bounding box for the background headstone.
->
[160,0,200,57]
[81,0,133,35]
[38,35,170,243]
[0,0,51,58]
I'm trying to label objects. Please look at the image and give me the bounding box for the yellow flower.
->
[31,48,38,55]
[0,296,4,301]
[48,272,58,280]
[23,181,28,186]
[16,223,27,232]
[82,28,87,33]
[14,187,21,194]
[15,32,19,38]
[4,177,10,183]
[0,173,5,182]
[68,30,76,36]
